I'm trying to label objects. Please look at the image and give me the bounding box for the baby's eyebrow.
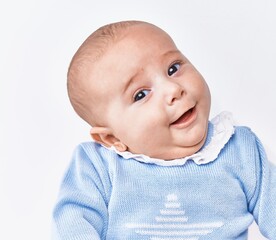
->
[161,49,182,58]
[122,71,141,94]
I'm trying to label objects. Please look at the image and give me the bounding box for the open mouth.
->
[171,107,195,126]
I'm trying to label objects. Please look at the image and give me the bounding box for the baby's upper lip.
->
[170,106,195,125]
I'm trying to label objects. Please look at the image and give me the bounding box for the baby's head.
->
[67,20,211,160]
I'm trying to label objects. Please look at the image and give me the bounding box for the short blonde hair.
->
[67,20,146,126]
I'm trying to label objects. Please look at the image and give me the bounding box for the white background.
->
[0,0,275,239]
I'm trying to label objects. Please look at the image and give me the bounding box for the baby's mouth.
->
[171,107,195,126]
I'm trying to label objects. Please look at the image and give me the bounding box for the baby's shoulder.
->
[234,124,258,138]
[73,141,119,166]
[229,125,260,150]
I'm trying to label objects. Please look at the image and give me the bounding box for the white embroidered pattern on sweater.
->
[126,194,224,240]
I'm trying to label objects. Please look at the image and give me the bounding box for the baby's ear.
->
[90,127,127,152]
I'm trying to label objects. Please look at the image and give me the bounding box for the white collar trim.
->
[108,112,235,166]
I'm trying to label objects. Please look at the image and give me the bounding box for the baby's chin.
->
[149,133,208,160]
[156,145,204,160]
[143,144,203,161]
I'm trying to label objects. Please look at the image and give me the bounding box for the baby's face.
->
[90,24,211,159]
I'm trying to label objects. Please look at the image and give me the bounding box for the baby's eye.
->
[134,89,150,102]
[168,63,180,76]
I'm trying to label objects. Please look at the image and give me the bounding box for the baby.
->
[53,20,276,239]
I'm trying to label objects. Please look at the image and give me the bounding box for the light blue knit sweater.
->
[52,121,276,239]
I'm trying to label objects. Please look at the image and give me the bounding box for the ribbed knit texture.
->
[52,124,276,239]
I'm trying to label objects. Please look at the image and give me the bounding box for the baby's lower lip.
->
[171,107,196,127]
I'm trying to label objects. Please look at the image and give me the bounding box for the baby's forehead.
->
[87,23,178,72]
[84,22,177,82]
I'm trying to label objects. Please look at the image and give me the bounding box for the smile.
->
[170,107,197,128]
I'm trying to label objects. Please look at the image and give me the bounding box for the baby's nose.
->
[165,82,184,105]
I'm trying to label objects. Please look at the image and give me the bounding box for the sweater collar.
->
[108,112,235,166]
